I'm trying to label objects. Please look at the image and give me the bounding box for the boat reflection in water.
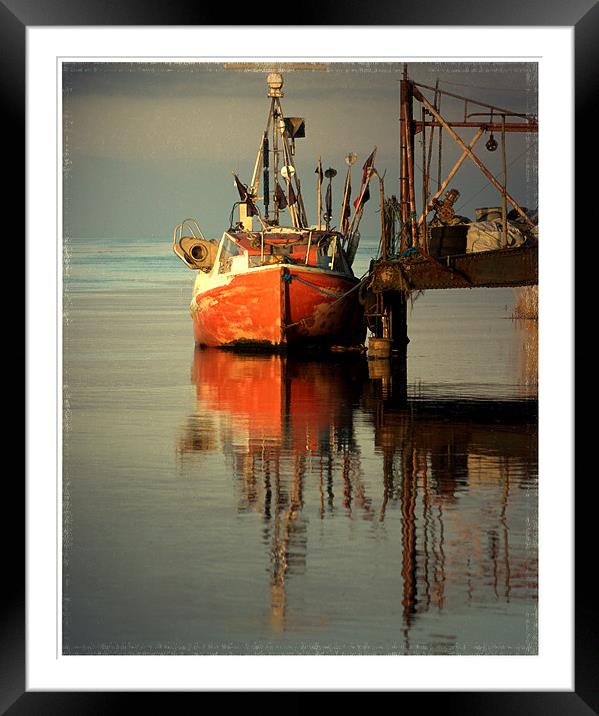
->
[177,348,537,652]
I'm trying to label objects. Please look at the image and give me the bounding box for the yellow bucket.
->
[368,337,393,360]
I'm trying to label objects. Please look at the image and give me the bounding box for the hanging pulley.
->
[486,133,498,152]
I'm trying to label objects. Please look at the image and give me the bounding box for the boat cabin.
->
[216,229,351,276]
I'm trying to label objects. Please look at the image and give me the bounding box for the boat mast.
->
[266,73,308,229]
[267,73,284,225]
[245,74,311,231]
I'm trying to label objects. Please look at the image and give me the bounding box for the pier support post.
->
[386,292,409,356]
[364,285,409,404]
[366,290,408,405]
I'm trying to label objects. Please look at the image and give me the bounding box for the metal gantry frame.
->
[397,64,538,255]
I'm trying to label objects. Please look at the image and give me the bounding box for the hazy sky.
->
[63,62,537,241]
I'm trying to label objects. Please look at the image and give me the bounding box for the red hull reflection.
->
[177,349,537,645]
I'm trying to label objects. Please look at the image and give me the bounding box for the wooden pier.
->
[370,244,537,292]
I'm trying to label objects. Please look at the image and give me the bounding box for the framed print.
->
[14,2,585,711]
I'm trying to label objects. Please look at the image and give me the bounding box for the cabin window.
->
[218,236,243,273]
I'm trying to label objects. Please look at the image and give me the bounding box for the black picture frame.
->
[13,1,585,711]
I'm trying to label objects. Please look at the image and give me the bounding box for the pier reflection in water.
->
[176,348,537,653]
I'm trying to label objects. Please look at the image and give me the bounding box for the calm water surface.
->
[62,237,537,655]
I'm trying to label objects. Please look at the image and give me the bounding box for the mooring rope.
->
[284,272,369,330]
[282,272,345,299]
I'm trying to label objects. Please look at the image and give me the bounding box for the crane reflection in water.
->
[176,347,537,652]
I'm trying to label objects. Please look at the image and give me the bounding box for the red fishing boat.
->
[173,72,378,351]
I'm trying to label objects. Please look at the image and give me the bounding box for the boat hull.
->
[191,265,365,349]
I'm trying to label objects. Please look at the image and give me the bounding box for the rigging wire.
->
[411,139,537,215]
[454,141,537,213]
[435,79,536,94]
